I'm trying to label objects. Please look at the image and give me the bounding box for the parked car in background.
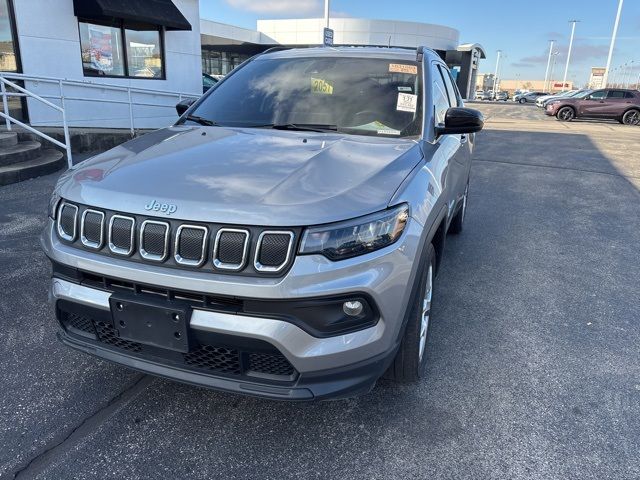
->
[43,46,485,400]
[476,91,492,100]
[514,91,547,104]
[475,90,485,100]
[545,88,640,125]
[536,90,578,108]
[202,73,219,93]
[540,89,593,108]
[494,91,508,101]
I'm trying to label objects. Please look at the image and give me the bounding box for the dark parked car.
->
[202,73,219,93]
[545,89,640,125]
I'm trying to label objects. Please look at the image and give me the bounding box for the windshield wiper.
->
[251,123,337,133]
[184,114,218,127]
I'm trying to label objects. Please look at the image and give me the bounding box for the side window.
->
[438,65,460,108]
[432,65,450,125]
[590,90,606,100]
[607,90,625,99]
[624,92,635,99]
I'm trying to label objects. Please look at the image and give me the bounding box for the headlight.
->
[48,192,61,219]
[299,204,409,261]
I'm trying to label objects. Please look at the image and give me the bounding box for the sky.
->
[199,0,640,87]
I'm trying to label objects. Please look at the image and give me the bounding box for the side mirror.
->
[176,98,196,116]
[436,107,484,135]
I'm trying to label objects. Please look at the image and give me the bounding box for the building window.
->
[125,29,163,78]
[78,21,164,79]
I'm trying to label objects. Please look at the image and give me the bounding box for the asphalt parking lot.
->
[1,104,639,480]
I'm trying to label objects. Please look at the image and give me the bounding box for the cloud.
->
[511,62,535,68]
[224,0,321,15]
[519,42,611,65]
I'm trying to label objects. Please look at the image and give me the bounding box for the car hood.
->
[56,126,422,226]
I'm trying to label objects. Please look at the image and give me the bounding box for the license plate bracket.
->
[109,293,191,353]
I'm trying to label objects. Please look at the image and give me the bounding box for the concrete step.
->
[0,132,18,148]
[0,140,43,167]
[0,149,65,186]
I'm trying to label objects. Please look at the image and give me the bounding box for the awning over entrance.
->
[73,0,191,31]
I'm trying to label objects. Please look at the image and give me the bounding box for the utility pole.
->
[492,50,502,96]
[324,0,330,28]
[603,0,624,87]
[543,40,555,92]
[549,51,559,91]
[562,20,579,91]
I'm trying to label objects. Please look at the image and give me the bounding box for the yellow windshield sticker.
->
[389,63,418,75]
[311,78,334,95]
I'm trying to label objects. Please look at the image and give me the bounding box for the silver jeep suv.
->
[42,46,483,400]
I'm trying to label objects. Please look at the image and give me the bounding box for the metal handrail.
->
[0,77,72,166]
[0,72,201,168]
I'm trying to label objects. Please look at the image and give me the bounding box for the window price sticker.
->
[311,77,334,95]
[397,93,418,113]
[389,63,418,75]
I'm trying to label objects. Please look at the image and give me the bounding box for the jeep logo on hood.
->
[145,200,177,215]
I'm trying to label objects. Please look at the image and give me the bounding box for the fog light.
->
[343,300,364,317]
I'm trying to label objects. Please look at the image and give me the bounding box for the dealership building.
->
[0,0,485,133]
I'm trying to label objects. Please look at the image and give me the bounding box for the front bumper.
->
[43,216,423,399]
[545,104,559,116]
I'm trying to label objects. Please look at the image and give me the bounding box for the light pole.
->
[492,50,502,96]
[562,20,579,91]
[549,51,560,91]
[324,0,330,28]
[621,62,629,88]
[603,0,624,87]
[543,40,555,92]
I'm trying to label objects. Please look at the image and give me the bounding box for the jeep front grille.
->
[175,225,208,266]
[213,228,249,270]
[57,203,78,241]
[55,202,299,277]
[80,209,105,249]
[140,220,169,261]
[255,231,294,272]
[108,215,135,256]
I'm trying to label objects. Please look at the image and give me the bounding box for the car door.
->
[579,89,608,116]
[434,62,468,218]
[604,90,635,117]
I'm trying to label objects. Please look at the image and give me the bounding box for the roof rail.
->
[261,46,294,55]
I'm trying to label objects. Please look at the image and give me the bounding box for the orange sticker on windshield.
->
[389,64,418,75]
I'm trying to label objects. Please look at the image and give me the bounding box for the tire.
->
[386,243,436,382]
[556,106,575,122]
[448,181,468,235]
[622,109,640,126]
[519,98,526,104]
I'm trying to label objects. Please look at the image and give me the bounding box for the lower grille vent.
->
[95,321,143,353]
[183,345,242,374]
[249,352,295,376]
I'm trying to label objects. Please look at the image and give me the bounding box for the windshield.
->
[573,90,593,99]
[186,56,423,138]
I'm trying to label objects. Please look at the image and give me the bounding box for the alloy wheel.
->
[418,264,433,362]
[558,107,574,121]
[623,110,640,126]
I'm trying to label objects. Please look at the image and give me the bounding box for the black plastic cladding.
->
[57,202,301,277]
